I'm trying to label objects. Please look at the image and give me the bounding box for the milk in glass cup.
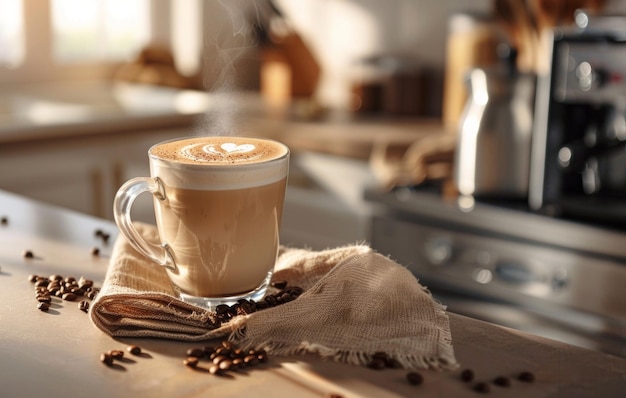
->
[113,136,289,308]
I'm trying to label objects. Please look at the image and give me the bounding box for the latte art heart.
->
[218,143,255,154]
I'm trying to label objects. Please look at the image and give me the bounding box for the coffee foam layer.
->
[149,137,289,190]
[150,137,287,165]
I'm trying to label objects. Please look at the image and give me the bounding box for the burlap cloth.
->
[90,224,458,370]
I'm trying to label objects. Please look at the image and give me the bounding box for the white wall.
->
[274,0,492,107]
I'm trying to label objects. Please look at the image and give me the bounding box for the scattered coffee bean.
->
[37,302,50,312]
[243,354,258,366]
[184,340,270,376]
[127,345,142,355]
[218,359,233,371]
[367,358,387,370]
[493,376,510,387]
[1,216,8,225]
[94,229,111,244]
[78,300,90,313]
[232,358,244,369]
[79,277,94,289]
[461,368,474,382]
[184,357,199,368]
[473,382,490,393]
[518,371,535,382]
[62,292,77,301]
[34,279,48,288]
[22,250,34,259]
[325,395,343,398]
[109,350,124,360]
[28,274,38,282]
[212,355,228,365]
[36,295,52,303]
[100,353,114,366]
[186,347,205,358]
[91,247,100,256]
[271,280,288,289]
[406,371,424,386]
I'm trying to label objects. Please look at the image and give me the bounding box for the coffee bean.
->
[212,355,228,365]
[256,350,268,363]
[279,292,293,302]
[271,280,288,289]
[218,359,233,371]
[215,304,230,315]
[406,371,424,385]
[64,276,76,284]
[28,274,38,283]
[184,357,199,368]
[101,233,110,243]
[1,216,8,225]
[100,353,114,366]
[493,376,510,387]
[34,280,48,288]
[385,357,402,369]
[367,358,386,370]
[37,295,52,303]
[62,292,77,301]
[243,354,258,366]
[79,277,94,289]
[23,250,34,259]
[37,302,50,312]
[127,345,142,355]
[186,348,204,358]
[460,368,474,382]
[208,364,222,375]
[215,347,232,357]
[473,382,490,393]
[518,371,535,382]
[232,358,244,368]
[109,350,124,360]
[78,300,90,313]
[91,247,100,256]
[94,229,103,237]
[70,287,85,296]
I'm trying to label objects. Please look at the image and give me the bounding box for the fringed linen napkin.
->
[90,223,458,370]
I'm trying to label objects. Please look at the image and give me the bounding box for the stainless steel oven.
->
[366,187,626,359]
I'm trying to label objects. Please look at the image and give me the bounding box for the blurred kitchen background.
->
[2,0,626,359]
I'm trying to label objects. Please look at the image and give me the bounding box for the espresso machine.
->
[530,12,626,228]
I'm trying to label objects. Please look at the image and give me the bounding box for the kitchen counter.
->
[0,81,212,144]
[1,189,625,397]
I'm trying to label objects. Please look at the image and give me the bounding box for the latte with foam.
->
[150,136,288,166]
[115,136,290,306]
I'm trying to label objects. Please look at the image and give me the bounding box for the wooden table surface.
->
[1,189,625,398]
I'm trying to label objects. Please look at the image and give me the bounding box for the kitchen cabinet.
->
[0,128,186,221]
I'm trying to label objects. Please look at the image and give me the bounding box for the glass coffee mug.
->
[113,136,289,308]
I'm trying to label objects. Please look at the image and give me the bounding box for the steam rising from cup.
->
[194,0,271,137]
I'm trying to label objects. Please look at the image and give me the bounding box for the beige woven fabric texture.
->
[90,223,458,370]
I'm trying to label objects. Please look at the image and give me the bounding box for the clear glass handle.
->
[113,177,176,272]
